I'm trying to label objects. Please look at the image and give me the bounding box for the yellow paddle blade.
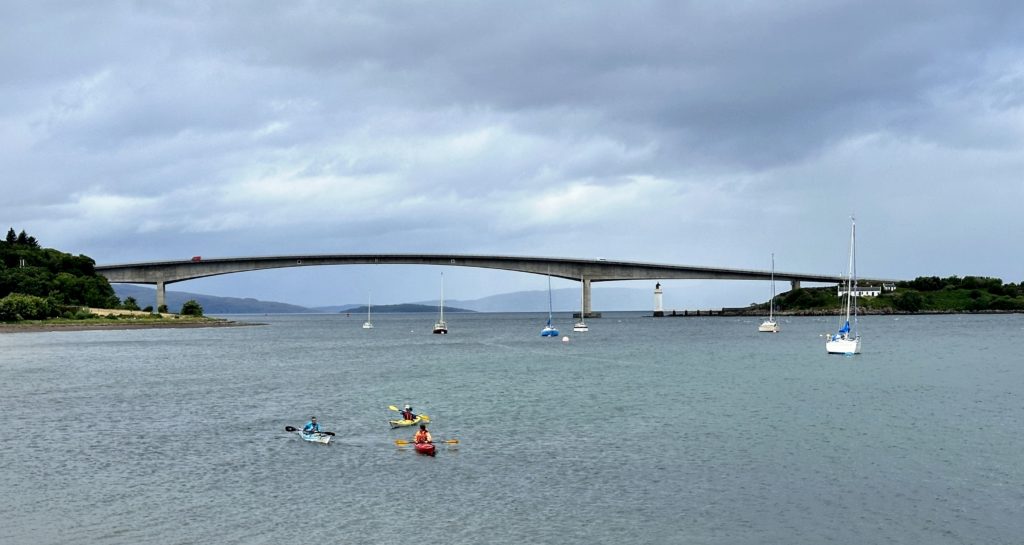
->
[388,405,399,411]
[395,438,456,445]
[420,414,431,422]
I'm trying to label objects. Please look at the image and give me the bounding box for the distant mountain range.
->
[340,303,475,314]
[113,284,313,314]
[112,285,664,314]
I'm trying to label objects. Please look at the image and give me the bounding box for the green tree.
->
[907,276,943,291]
[123,296,140,311]
[158,304,168,313]
[5,228,15,244]
[180,300,203,316]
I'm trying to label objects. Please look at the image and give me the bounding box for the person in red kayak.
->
[413,423,432,444]
[401,404,416,421]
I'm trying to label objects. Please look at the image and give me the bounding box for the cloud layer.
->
[3,1,1022,306]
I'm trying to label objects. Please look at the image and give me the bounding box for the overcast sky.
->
[2,1,1022,309]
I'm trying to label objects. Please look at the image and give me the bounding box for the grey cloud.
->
[3,0,1024,306]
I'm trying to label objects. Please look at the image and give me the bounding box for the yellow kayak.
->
[388,414,430,428]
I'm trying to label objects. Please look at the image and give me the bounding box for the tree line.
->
[1,228,203,321]
[766,275,1024,313]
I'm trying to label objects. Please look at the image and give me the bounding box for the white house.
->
[838,285,883,297]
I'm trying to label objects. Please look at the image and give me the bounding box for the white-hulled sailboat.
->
[540,275,559,337]
[758,253,780,333]
[573,276,589,332]
[826,217,861,354]
[362,292,374,329]
[432,273,448,334]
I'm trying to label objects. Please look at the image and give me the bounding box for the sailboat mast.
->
[843,217,856,324]
[439,272,444,322]
[580,276,585,320]
[547,275,554,320]
[769,253,775,321]
[850,217,858,326]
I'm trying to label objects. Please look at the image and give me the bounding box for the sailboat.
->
[432,272,448,334]
[540,275,559,337]
[362,292,374,329]
[758,253,780,333]
[826,217,861,354]
[573,276,589,332]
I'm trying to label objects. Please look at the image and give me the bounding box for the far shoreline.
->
[0,319,264,334]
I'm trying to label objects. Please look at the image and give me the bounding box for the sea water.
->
[1,313,1022,544]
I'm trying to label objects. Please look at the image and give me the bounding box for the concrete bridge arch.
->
[95,253,869,315]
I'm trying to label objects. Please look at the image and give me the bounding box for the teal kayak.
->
[299,431,331,444]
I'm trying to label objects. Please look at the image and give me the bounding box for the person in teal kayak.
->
[303,416,321,434]
[401,404,415,421]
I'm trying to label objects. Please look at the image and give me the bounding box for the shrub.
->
[180,299,203,316]
[0,293,54,321]
[892,291,923,312]
[990,297,1024,311]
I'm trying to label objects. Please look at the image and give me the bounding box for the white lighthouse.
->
[653,282,664,317]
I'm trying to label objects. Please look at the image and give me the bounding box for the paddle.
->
[394,438,458,446]
[284,426,335,436]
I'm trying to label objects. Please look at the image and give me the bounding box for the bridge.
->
[95,254,891,315]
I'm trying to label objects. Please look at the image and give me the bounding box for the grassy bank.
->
[0,308,253,333]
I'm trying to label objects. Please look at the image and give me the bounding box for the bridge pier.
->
[573,278,602,318]
[583,278,592,318]
[155,281,165,314]
[791,280,801,290]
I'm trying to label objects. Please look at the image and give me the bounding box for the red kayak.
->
[414,442,436,457]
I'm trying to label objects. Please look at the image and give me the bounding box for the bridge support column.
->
[791,280,801,290]
[155,281,165,314]
[579,278,602,318]
[583,278,591,318]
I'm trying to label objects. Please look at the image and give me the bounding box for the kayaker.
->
[413,423,432,444]
[303,416,321,434]
[401,404,415,420]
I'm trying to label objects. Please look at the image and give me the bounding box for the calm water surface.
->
[2,313,1022,544]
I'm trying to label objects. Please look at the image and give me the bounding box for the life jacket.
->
[304,421,320,433]
[414,430,431,443]
[402,410,414,420]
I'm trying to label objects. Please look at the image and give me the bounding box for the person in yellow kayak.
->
[401,404,416,421]
[413,423,432,444]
